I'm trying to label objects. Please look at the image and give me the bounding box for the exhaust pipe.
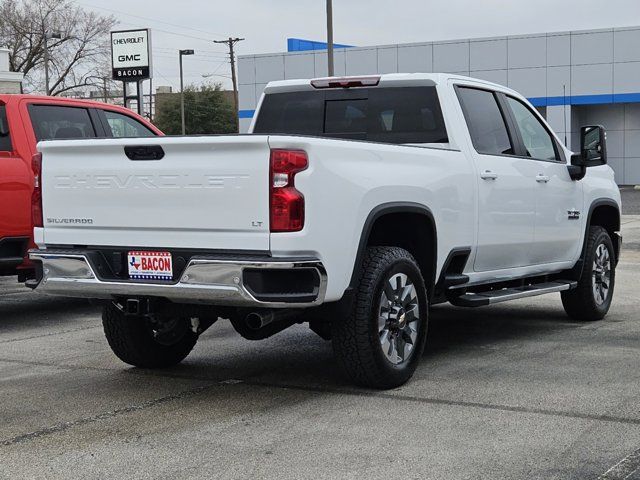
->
[245,310,277,329]
[232,309,302,340]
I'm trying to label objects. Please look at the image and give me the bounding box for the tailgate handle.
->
[124,145,165,161]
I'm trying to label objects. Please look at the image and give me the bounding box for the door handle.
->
[536,174,550,183]
[480,170,498,180]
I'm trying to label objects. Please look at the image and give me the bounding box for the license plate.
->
[127,251,173,280]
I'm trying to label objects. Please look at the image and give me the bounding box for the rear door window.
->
[456,86,514,156]
[0,105,12,152]
[29,105,97,141]
[254,86,448,145]
[367,88,448,144]
[102,110,155,138]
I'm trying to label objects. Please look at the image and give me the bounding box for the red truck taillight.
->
[31,152,43,228]
[269,149,308,232]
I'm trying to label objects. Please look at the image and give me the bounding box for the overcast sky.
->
[79,0,640,91]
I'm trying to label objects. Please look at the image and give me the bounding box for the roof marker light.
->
[311,75,381,89]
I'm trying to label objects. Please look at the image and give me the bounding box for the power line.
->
[152,67,175,86]
[109,20,220,43]
[154,47,228,57]
[210,59,229,75]
[153,48,229,60]
[153,54,230,66]
[78,2,229,39]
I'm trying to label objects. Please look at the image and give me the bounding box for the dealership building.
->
[238,26,640,185]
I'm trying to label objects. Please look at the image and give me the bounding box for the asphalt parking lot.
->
[1,199,639,479]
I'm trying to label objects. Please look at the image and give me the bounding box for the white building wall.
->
[0,48,23,94]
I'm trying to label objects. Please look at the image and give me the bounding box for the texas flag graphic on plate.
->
[128,251,173,280]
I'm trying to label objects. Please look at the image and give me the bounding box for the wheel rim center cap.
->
[398,311,406,328]
[389,305,406,329]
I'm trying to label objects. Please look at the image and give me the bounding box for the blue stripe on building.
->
[239,109,255,119]
[529,93,640,107]
[287,38,353,52]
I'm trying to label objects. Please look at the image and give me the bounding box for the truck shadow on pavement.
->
[0,288,589,390]
[425,304,575,357]
[149,303,581,389]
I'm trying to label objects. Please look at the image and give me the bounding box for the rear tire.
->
[561,226,615,321]
[332,246,429,389]
[102,302,198,368]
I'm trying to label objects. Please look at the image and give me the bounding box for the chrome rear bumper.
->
[28,250,327,308]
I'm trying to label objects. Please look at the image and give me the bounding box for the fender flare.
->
[348,202,437,292]
[568,198,621,279]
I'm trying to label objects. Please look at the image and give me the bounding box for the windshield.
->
[253,86,448,145]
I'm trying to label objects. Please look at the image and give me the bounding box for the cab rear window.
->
[29,105,97,141]
[253,86,448,145]
[0,105,12,152]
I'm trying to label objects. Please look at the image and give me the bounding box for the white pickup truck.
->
[28,74,621,388]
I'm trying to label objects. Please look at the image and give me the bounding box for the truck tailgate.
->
[38,136,271,251]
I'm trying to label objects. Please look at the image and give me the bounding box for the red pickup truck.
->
[0,95,162,282]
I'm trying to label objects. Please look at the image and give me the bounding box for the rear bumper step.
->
[449,280,577,307]
[28,250,327,308]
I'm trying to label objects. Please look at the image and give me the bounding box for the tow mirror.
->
[571,125,607,168]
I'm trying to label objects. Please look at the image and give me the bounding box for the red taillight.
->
[270,149,308,232]
[31,152,43,228]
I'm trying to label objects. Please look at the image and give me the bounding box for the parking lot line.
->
[0,383,215,447]
[0,324,100,344]
[598,446,640,480]
[2,356,639,452]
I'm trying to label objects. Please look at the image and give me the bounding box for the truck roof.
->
[263,72,521,97]
[0,94,140,115]
[0,94,162,135]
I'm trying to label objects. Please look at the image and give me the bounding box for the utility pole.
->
[149,77,153,121]
[326,0,334,76]
[214,37,244,132]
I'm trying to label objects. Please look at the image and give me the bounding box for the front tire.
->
[332,246,429,389]
[102,302,199,368]
[561,226,616,321]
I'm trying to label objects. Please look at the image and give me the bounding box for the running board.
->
[449,280,577,307]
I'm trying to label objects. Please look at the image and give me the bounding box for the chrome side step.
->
[449,280,577,307]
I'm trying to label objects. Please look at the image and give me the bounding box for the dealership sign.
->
[111,29,152,81]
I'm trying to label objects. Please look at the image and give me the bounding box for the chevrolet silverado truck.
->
[0,94,162,282]
[27,74,621,389]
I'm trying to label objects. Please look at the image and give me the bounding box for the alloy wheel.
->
[592,243,611,306]
[378,273,420,365]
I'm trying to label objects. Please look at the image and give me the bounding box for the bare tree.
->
[0,0,117,95]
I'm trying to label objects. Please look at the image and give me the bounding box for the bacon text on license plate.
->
[127,251,173,280]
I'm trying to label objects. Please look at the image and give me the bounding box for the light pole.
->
[179,49,195,135]
[326,0,334,76]
[43,31,62,96]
